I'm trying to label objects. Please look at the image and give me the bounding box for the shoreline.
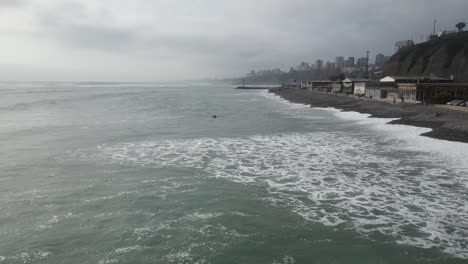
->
[269,88,468,143]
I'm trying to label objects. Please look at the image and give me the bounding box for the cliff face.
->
[383,32,468,82]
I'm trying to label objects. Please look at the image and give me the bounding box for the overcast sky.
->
[0,0,467,81]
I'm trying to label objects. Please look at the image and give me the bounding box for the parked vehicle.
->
[448,100,463,105]
[455,100,467,106]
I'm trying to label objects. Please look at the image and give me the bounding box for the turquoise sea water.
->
[0,82,467,263]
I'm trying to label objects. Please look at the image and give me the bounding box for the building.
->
[415,83,468,103]
[375,54,386,66]
[395,40,415,51]
[365,87,387,99]
[282,80,300,89]
[303,80,337,93]
[315,59,323,70]
[371,71,384,79]
[335,56,345,69]
[380,76,453,89]
[379,76,453,102]
[332,82,342,93]
[436,29,457,37]
[296,62,311,71]
[346,57,355,68]
[342,78,371,94]
[356,57,367,68]
[300,81,313,89]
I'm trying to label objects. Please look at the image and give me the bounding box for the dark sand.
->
[270,88,468,143]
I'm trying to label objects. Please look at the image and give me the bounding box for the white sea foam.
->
[260,90,310,110]
[2,250,53,263]
[98,97,468,259]
[114,245,147,255]
[273,256,296,264]
[83,191,134,203]
[313,107,468,161]
[187,212,224,221]
[36,212,78,230]
[98,258,119,264]
[99,130,468,258]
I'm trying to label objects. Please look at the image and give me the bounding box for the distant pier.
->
[235,86,280,90]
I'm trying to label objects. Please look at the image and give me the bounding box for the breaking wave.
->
[99,124,468,258]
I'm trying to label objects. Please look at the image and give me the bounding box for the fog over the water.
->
[1,0,467,81]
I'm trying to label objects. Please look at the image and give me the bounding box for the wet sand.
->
[270,88,468,143]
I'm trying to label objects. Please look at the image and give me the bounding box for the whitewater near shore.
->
[270,88,468,143]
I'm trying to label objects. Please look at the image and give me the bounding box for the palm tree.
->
[455,22,466,32]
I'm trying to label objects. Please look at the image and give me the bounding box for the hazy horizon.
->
[1,0,468,82]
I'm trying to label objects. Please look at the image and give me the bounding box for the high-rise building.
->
[296,62,311,71]
[315,59,323,70]
[335,56,345,69]
[347,57,355,68]
[356,57,367,68]
[375,53,385,66]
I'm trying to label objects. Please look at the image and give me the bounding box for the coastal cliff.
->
[383,32,468,81]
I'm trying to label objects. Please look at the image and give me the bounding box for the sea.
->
[0,82,467,264]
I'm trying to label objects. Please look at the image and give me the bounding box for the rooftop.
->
[381,76,453,82]
[343,78,371,83]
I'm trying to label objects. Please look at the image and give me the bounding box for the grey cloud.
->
[35,1,138,51]
[0,0,26,7]
[3,0,468,81]
[35,1,272,61]
[45,22,139,51]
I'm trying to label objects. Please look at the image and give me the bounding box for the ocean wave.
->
[99,130,468,258]
[0,250,52,263]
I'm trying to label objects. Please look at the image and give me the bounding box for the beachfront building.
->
[300,81,313,89]
[397,83,418,102]
[380,76,452,88]
[379,76,453,102]
[282,80,300,89]
[415,83,468,103]
[354,83,367,96]
[332,83,342,93]
[342,78,370,95]
[303,80,338,93]
[365,87,387,99]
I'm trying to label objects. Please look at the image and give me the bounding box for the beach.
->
[270,87,468,143]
